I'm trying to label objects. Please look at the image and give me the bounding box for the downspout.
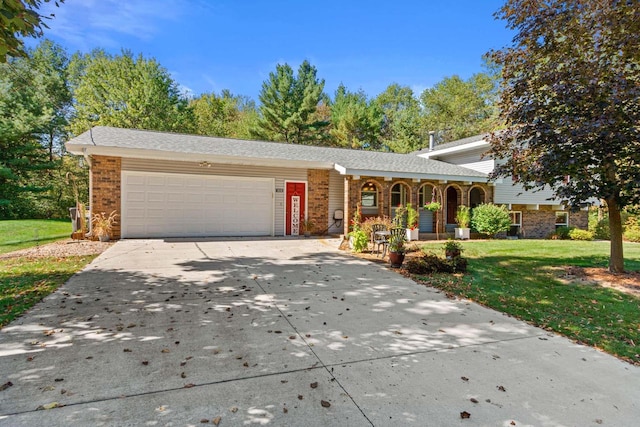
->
[82,148,93,236]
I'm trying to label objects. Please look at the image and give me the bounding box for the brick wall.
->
[569,211,588,230]
[343,176,493,235]
[521,210,556,238]
[307,169,329,235]
[91,155,121,239]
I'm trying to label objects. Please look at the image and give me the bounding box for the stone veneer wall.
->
[91,155,122,239]
[307,169,330,235]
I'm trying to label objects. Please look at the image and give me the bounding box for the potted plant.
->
[405,203,419,242]
[443,239,463,259]
[455,205,471,240]
[302,218,315,237]
[388,233,406,268]
[424,200,442,240]
[92,210,119,242]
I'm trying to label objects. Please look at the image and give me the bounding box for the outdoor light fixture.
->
[362,182,376,192]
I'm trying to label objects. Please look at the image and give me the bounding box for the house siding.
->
[328,170,345,235]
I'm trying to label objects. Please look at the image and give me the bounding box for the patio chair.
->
[371,223,388,256]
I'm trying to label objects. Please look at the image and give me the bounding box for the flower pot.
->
[406,228,419,242]
[388,251,405,268]
[454,228,470,240]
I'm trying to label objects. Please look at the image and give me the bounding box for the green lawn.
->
[417,240,640,364]
[0,219,94,328]
[0,219,72,254]
[0,255,98,327]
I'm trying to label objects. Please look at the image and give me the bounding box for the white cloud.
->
[38,0,188,50]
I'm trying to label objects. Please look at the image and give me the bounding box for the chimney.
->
[428,131,435,151]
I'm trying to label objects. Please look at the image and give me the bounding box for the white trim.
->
[284,180,308,236]
[418,140,490,158]
[509,211,522,226]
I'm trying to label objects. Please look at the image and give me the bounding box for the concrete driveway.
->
[1,238,638,426]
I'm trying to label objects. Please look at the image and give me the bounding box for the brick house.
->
[416,134,589,238]
[65,127,586,240]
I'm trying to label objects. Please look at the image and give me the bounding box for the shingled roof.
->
[66,126,488,182]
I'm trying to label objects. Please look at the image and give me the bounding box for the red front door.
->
[286,182,306,235]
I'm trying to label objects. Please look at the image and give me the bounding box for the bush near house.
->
[470,203,512,238]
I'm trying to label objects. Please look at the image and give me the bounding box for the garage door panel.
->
[122,171,274,238]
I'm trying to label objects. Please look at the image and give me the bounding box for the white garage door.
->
[121,171,274,238]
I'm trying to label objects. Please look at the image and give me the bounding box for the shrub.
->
[624,228,640,243]
[593,218,611,240]
[349,229,369,253]
[555,226,575,240]
[471,203,512,238]
[624,217,640,243]
[405,252,467,274]
[568,228,594,241]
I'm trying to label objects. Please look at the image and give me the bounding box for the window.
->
[418,185,435,207]
[361,182,377,208]
[555,212,569,229]
[510,211,522,226]
[390,183,408,207]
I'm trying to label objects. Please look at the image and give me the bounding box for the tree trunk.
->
[605,197,624,273]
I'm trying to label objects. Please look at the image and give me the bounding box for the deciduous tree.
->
[0,0,64,62]
[421,73,498,143]
[488,0,640,272]
[191,90,258,139]
[69,49,194,135]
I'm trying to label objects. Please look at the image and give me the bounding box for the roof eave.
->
[336,166,488,183]
[65,143,334,170]
[419,140,490,158]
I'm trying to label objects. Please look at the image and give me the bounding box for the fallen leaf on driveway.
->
[0,381,14,391]
[289,336,296,340]
[184,383,195,388]
[298,395,303,400]
[310,382,318,389]
[460,411,471,419]
[37,402,60,410]
[200,419,209,423]
[461,376,469,382]
[212,416,221,425]
[142,360,149,365]
[321,400,331,408]
[283,407,288,413]
[161,349,170,353]
[230,407,238,413]
[497,385,506,392]
[470,398,478,403]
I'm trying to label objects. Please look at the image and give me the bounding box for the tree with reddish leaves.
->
[488,0,640,272]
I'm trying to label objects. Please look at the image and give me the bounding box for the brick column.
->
[91,155,122,239]
[307,169,330,235]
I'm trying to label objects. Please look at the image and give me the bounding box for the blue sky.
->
[33,0,513,102]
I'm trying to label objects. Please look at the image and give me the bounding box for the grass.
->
[0,219,94,328]
[0,219,72,254]
[0,255,98,327]
[416,240,640,365]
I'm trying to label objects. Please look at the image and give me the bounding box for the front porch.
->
[342,175,494,236]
